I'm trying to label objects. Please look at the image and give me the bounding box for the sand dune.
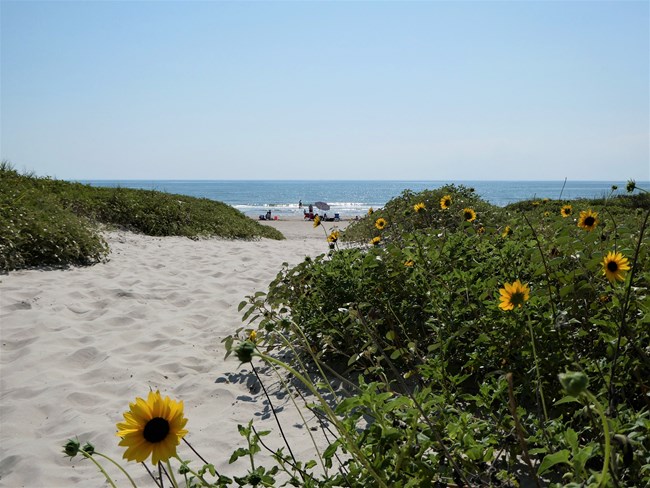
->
[0,220,347,487]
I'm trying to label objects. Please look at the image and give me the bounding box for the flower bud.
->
[63,438,81,458]
[559,371,589,396]
[235,341,255,363]
[82,442,95,455]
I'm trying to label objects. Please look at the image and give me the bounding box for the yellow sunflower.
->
[371,236,381,246]
[577,210,598,231]
[601,251,630,283]
[477,226,485,234]
[404,259,414,267]
[327,230,340,243]
[502,226,513,238]
[368,207,374,216]
[116,391,188,465]
[462,208,477,222]
[498,280,530,311]
[440,195,452,210]
[560,205,572,218]
[375,218,387,230]
[413,202,426,213]
[249,330,258,342]
[313,215,321,228]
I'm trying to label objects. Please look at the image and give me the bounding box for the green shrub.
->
[231,185,650,486]
[0,163,283,271]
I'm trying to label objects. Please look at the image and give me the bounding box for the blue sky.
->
[1,1,648,181]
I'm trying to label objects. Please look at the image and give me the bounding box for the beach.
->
[0,218,347,487]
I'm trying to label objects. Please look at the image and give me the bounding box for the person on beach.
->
[266,210,272,220]
[308,203,313,213]
[299,199,302,208]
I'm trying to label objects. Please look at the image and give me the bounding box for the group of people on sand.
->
[258,200,339,221]
[259,210,274,220]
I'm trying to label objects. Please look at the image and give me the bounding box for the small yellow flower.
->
[413,202,425,213]
[477,226,485,234]
[561,205,572,218]
[544,211,550,217]
[116,391,188,465]
[499,280,530,311]
[577,210,598,231]
[462,208,477,222]
[542,198,549,203]
[502,226,513,238]
[249,330,258,342]
[440,195,452,210]
[368,207,374,216]
[404,259,414,267]
[371,236,381,246]
[532,201,540,206]
[375,218,387,230]
[327,230,340,243]
[313,215,321,228]
[601,251,630,283]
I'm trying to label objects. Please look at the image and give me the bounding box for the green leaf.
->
[554,395,580,406]
[538,449,571,475]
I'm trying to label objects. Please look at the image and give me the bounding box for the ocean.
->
[78,180,645,219]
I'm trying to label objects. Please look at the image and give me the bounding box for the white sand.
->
[0,219,347,487]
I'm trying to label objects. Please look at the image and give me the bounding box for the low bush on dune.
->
[65,182,649,487]
[342,184,504,244]
[0,163,283,271]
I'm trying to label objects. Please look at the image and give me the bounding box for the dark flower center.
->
[464,211,472,220]
[607,261,619,272]
[510,292,525,306]
[584,216,595,226]
[143,417,170,443]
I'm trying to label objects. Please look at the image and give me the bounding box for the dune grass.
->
[0,162,283,271]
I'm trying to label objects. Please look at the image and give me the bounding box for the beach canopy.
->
[314,201,330,211]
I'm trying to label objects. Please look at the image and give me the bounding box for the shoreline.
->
[0,227,341,486]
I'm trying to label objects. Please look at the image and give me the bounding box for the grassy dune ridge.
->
[0,163,283,271]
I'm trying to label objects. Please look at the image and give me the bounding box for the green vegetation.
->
[0,163,283,271]
[227,183,649,486]
[63,182,650,487]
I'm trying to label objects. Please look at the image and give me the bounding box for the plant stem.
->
[527,318,548,423]
[255,352,390,488]
[251,363,304,482]
[174,455,211,486]
[182,438,221,477]
[522,212,558,320]
[94,452,138,488]
[166,459,179,488]
[585,392,611,488]
[608,208,649,414]
[80,451,118,488]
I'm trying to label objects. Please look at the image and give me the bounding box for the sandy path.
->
[0,219,346,487]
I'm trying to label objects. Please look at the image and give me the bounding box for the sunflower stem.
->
[94,452,138,488]
[182,438,220,477]
[142,461,163,488]
[527,316,548,423]
[250,363,304,482]
[165,459,179,488]
[584,391,611,487]
[607,207,650,415]
[254,351,390,488]
[80,450,118,488]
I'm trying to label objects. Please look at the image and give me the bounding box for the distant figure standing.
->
[299,199,303,208]
[308,203,313,213]
[266,210,272,221]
